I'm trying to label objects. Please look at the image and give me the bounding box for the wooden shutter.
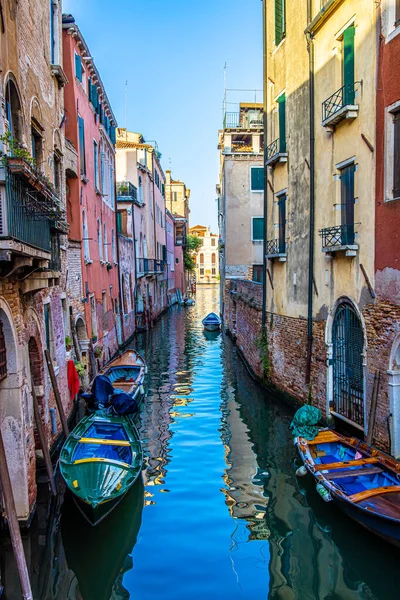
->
[75,53,82,82]
[278,95,286,153]
[253,217,264,241]
[110,126,116,145]
[0,319,7,381]
[393,112,400,198]
[275,0,285,45]
[343,26,355,105]
[116,212,122,233]
[78,116,86,175]
[251,167,264,191]
[340,163,355,244]
[278,194,286,253]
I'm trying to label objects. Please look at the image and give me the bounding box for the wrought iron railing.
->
[319,224,357,248]
[266,239,286,255]
[322,83,356,122]
[223,112,263,129]
[175,235,186,246]
[223,113,240,129]
[48,233,61,271]
[266,138,286,161]
[137,258,166,274]
[3,170,52,252]
[117,181,138,202]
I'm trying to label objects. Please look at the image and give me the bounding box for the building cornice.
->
[304,0,345,35]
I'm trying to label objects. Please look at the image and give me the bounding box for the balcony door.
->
[343,25,355,105]
[277,192,286,253]
[340,163,355,245]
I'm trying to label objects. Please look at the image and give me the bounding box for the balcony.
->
[265,239,286,261]
[136,258,166,277]
[175,235,186,246]
[117,181,139,204]
[319,224,358,257]
[223,112,263,130]
[322,84,358,129]
[265,138,288,167]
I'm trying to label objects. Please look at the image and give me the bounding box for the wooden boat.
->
[98,349,146,403]
[202,312,221,331]
[60,412,143,526]
[295,429,400,546]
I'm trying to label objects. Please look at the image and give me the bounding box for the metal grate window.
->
[332,303,364,426]
[0,320,7,381]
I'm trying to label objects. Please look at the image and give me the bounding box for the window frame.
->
[252,216,264,242]
[250,166,264,192]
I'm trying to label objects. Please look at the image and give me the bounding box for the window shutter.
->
[275,0,285,46]
[78,116,86,175]
[278,94,286,153]
[116,212,122,233]
[75,53,82,82]
[278,194,286,253]
[110,126,116,145]
[343,26,355,105]
[393,112,400,198]
[253,217,264,241]
[251,167,264,191]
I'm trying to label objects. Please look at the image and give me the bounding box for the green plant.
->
[0,131,35,167]
[94,344,103,358]
[183,234,203,272]
[255,328,270,381]
[74,361,86,378]
[65,335,72,349]
[91,334,98,342]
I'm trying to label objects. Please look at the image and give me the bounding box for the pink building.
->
[63,15,119,372]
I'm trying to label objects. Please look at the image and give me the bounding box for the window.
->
[75,52,82,82]
[78,116,86,176]
[94,141,99,189]
[339,163,356,244]
[278,94,286,153]
[5,80,23,143]
[173,191,177,202]
[138,176,143,204]
[277,193,287,253]
[102,291,107,330]
[44,303,56,362]
[211,253,216,265]
[252,217,264,241]
[98,219,103,261]
[200,268,204,276]
[112,228,116,263]
[200,253,204,264]
[396,0,400,28]
[53,152,61,191]
[0,319,7,381]
[275,0,285,46]
[31,123,43,167]
[212,268,216,275]
[90,296,97,338]
[122,275,128,315]
[343,26,355,105]
[103,223,108,262]
[61,298,69,336]
[50,1,57,64]
[252,265,263,283]
[83,210,90,261]
[211,238,216,246]
[251,167,264,192]
[393,110,400,199]
[100,151,105,194]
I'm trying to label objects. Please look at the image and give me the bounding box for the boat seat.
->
[324,466,382,480]
[315,457,379,471]
[308,431,340,445]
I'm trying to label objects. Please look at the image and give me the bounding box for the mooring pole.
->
[44,349,69,438]
[0,430,33,599]
[31,385,57,496]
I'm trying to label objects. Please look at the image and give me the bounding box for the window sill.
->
[322,244,358,257]
[385,196,400,203]
[251,189,264,194]
[95,188,102,195]
[85,259,93,265]
[252,240,263,244]
[81,174,89,184]
[386,25,400,44]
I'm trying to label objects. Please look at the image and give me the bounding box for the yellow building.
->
[165,170,190,222]
[189,225,219,284]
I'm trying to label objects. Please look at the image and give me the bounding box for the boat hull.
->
[73,490,126,526]
[203,323,220,332]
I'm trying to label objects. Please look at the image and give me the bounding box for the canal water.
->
[1,285,400,599]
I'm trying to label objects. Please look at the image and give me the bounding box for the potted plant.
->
[65,335,72,351]
[94,344,103,358]
[91,334,98,343]
[74,361,86,380]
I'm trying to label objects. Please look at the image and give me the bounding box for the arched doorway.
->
[388,335,400,457]
[331,302,365,427]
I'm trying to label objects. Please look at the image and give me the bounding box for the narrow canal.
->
[2,286,400,599]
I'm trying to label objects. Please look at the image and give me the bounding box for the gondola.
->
[60,412,143,526]
[202,312,221,331]
[96,349,146,405]
[295,429,400,547]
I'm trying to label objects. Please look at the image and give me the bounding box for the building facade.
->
[63,15,119,379]
[189,225,219,285]
[0,0,70,520]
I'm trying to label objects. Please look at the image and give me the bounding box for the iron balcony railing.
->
[137,258,166,275]
[322,83,356,122]
[175,235,186,246]
[48,233,61,271]
[266,239,286,255]
[117,181,138,202]
[223,112,263,130]
[319,224,357,248]
[2,169,52,252]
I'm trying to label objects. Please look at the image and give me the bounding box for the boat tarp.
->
[84,375,139,415]
[289,405,322,440]
[202,313,221,324]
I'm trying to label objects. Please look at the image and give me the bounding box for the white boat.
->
[202,312,221,331]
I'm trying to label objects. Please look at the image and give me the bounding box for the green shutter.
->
[251,167,264,191]
[275,0,285,45]
[75,53,82,82]
[110,126,116,145]
[278,94,286,153]
[116,212,122,233]
[78,116,86,175]
[343,26,355,105]
[253,217,264,241]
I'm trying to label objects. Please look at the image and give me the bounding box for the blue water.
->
[2,286,400,599]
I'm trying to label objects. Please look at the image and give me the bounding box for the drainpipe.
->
[305,17,315,383]
[261,0,268,330]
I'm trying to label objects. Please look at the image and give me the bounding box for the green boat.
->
[59,412,143,526]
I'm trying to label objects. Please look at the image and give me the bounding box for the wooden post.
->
[367,370,381,446]
[0,429,33,599]
[69,314,81,363]
[31,386,56,496]
[44,350,69,438]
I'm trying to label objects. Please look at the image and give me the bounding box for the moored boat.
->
[295,428,400,546]
[60,412,143,526]
[202,312,221,331]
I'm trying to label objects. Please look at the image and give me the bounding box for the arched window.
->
[200,254,204,264]
[98,219,103,261]
[5,79,23,144]
[211,253,216,265]
[103,223,108,262]
[83,210,90,261]
[332,302,364,426]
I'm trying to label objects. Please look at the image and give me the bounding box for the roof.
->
[189,225,207,230]
[240,102,263,109]
[116,141,153,150]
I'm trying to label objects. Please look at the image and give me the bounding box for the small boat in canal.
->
[295,428,400,547]
[60,412,143,526]
[202,312,221,331]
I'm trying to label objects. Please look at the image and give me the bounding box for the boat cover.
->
[289,405,322,440]
[111,390,138,416]
[83,375,139,414]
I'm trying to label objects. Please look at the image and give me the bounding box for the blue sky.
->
[63,0,263,231]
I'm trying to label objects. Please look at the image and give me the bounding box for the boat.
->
[295,428,400,547]
[202,312,221,331]
[179,297,195,306]
[60,412,143,526]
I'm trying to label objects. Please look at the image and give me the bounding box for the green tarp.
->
[289,405,322,441]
